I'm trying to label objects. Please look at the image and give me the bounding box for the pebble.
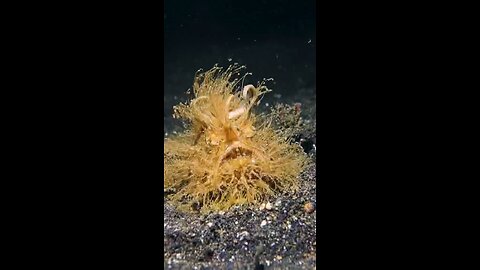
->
[238,231,250,240]
[259,203,266,210]
[304,202,316,214]
[260,220,267,227]
[265,202,273,210]
[255,244,265,256]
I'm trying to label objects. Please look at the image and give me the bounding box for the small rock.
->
[304,202,316,213]
[202,249,214,261]
[255,244,265,256]
[260,220,267,227]
[265,202,273,210]
[259,203,266,210]
[238,231,250,240]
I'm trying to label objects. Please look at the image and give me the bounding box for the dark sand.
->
[164,87,317,269]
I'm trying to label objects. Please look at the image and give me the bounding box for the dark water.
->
[164,0,316,132]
